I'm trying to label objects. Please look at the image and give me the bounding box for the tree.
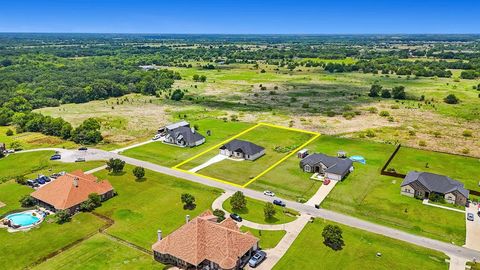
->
[368,84,382,97]
[106,158,125,173]
[322,224,345,251]
[181,193,196,210]
[213,209,226,222]
[171,89,185,101]
[0,107,14,126]
[381,89,391,98]
[5,129,13,136]
[56,210,71,224]
[79,193,102,212]
[444,94,459,104]
[264,202,276,220]
[19,195,36,207]
[132,166,145,180]
[391,86,406,100]
[71,118,103,144]
[230,191,247,211]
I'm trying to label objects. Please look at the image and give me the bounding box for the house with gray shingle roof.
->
[300,153,354,181]
[219,139,265,161]
[401,171,469,206]
[163,121,205,148]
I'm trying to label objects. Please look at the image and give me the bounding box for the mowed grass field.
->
[0,151,104,183]
[274,219,448,270]
[0,126,77,150]
[222,197,298,225]
[179,124,314,186]
[93,165,222,250]
[0,213,106,270]
[252,136,466,244]
[122,119,253,167]
[240,227,286,249]
[32,234,163,270]
[387,146,480,191]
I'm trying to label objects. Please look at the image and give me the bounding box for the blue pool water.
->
[6,212,40,227]
[350,155,366,164]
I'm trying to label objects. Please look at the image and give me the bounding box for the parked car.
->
[39,175,50,182]
[263,190,275,197]
[36,178,46,185]
[6,149,15,154]
[230,213,243,222]
[26,179,36,187]
[323,179,331,185]
[467,213,475,221]
[75,157,86,162]
[248,251,267,268]
[152,134,162,140]
[78,146,88,151]
[273,199,286,207]
[50,154,61,160]
[466,200,470,208]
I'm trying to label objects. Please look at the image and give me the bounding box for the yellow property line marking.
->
[172,122,321,188]
[172,123,262,169]
[242,133,320,188]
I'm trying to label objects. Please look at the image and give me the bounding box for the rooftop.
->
[220,139,265,155]
[402,171,469,198]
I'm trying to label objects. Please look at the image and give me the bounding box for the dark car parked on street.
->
[50,154,61,160]
[230,213,243,222]
[273,199,286,207]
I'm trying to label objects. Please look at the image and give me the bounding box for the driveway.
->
[305,180,337,207]
[465,204,480,251]
[189,154,227,173]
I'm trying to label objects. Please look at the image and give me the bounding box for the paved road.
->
[15,147,480,261]
[465,204,480,251]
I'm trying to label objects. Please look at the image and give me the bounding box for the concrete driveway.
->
[305,180,337,207]
[189,154,227,173]
[465,204,480,251]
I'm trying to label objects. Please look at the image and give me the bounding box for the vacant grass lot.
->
[0,126,77,150]
[241,227,286,249]
[0,180,32,215]
[0,213,106,270]
[180,125,314,186]
[387,146,480,191]
[122,119,253,167]
[93,165,221,250]
[274,219,448,270]
[0,151,104,183]
[252,136,466,244]
[32,234,163,270]
[223,197,298,225]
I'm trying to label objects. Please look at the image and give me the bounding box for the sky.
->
[0,0,478,34]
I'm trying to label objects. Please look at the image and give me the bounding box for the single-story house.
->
[164,126,206,147]
[400,171,469,206]
[300,153,354,181]
[152,210,259,270]
[219,139,265,161]
[30,170,114,214]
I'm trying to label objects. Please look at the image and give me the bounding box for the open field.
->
[222,197,299,225]
[241,227,286,249]
[0,126,77,150]
[0,213,106,270]
[32,234,164,270]
[251,136,466,244]
[179,124,315,186]
[0,151,104,183]
[122,119,253,167]
[387,146,480,191]
[93,165,221,250]
[0,180,33,215]
[274,219,449,270]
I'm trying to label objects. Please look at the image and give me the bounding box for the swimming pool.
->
[350,155,366,164]
[6,211,41,227]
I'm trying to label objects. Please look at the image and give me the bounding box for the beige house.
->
[401,171,469,206]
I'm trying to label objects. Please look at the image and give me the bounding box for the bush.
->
[381,89,391,98]
[365,129,376,138]
[56,210,71,224]
[444,94,459,104]
[419,140,427,147]
[79,193,102,212]
[181,193,196,210]
[342,111,355,120]
[19,195,36,207]
[5,129,13,136]
[213,209,226,222]
[379,111,390,117]
[322,224,345,251]
[15,175,27,185]
[433,131,441,138]
[429,193,445,203]
[462,130,473,137]
[132,166,145,180]
[367,107,378,113]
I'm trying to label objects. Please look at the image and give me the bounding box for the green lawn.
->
[0,180,33,215]
[241,227,286,249]
[252,136,466,244]
[32,234,164,270]
[122,119,253,167]
[0,126,77,150]
[93,165,222,249]
[222,197,298,225]
[0,151,104,183]
[387,146,480,191]
[0,213,106,270]
[180,125,314,186]
[274,219,448,270]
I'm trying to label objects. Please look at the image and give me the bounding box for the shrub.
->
[367,107,378,113]
[15,175,27,185]
[5,129,13,136]
[19,195,36,207]
[433,131,441,138]
[213,209,226,222]
[390,104,400,109]
[132,166,145,180]
[302,103,309,108]
[342,111,355,120]
[387,116,394,122]
[322,224,345,251]
[381,89,391,98]
[444,94,459,104]
[79,193,102,212]
[429,193,445,203]
[462,148,470,154]
[392,86,406,100]
[419,140,427,147]
[379,111,390,117]
[462,130,473,137]
[56,210,71,224]
[326,111,336,117]
[181,193,196,210]
[365,129,376,138]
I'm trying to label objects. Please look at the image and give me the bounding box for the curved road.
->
[15,147,480,262]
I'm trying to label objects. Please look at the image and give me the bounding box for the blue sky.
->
[0,0,478,34]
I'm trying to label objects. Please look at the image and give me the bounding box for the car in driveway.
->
[263,190,275,197]
[273,199,286,207]
[248,250,266,268]
[230,213,243,222]
[323,179,331,185]
[467,213,475,221]
[152,134,162,140]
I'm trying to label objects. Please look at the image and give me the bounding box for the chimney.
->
[73,177,79,187]
[186,214,190,224]
[157,230,162,241]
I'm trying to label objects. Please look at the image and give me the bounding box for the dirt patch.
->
[0,201,5,208]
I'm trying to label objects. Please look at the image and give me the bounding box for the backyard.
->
[274,219,449,270]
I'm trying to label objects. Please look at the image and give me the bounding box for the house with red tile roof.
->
[152,210,259,270]
[31,170,114,214]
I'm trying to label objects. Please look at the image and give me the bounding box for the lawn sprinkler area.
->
[174,123,319,187]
